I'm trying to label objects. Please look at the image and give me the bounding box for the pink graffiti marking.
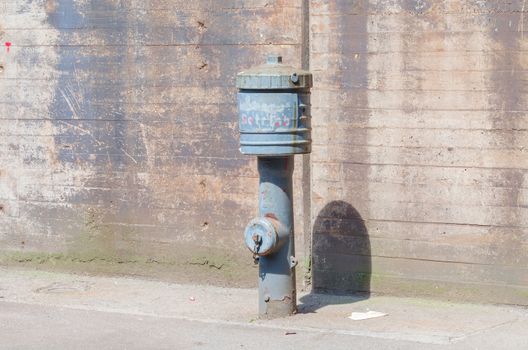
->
[5,42,11,53]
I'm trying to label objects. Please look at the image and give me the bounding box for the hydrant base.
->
[259,298,297,319]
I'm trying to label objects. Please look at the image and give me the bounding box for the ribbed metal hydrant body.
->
[236,55,312,318]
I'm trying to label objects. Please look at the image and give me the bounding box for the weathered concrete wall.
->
[0,0,307,286]
[2,0,528,304]
[311,0,528,304]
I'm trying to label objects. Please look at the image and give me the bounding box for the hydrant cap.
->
[236,55,312,90]
[244,218,279,256]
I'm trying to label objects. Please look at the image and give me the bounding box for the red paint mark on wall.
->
[5,42,11,53]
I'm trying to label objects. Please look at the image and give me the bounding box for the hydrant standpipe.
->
[236,55,313,318]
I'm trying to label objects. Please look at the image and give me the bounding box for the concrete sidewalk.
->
[0,267,527,349]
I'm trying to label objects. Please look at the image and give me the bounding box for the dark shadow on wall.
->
[299,200,371,313]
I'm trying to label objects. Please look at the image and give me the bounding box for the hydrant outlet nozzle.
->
[244,217,279,256]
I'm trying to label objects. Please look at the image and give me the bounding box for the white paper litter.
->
[348,311,387,321]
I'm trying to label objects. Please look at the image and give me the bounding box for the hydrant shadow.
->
[298,200,371,313]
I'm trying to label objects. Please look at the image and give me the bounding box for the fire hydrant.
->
[236,55,312,318]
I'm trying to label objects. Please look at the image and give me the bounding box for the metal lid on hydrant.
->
[236,55,312,90]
